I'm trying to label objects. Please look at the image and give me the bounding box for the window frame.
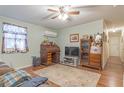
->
[2,22,29,54]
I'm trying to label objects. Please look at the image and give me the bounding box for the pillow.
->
[19,77,48,87]
[0,67,14,76]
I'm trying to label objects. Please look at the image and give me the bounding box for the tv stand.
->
[61,56,79,66]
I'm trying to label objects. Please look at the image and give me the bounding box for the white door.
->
[109,36,120,56]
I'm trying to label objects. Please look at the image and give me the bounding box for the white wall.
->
[102,21,110,69]
[0,16,57,69]
[0,16,109,69]
[120,28,124,62]
[57,20,104,64]
[123,30,124,62]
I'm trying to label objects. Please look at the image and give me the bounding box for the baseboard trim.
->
[15,64,32,70]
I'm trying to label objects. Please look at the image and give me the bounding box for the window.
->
[2,23,29,53]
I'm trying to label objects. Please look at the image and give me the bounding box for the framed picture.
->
[70,34,79,42]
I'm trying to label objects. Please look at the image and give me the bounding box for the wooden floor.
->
[97,56,123,87]
[23,56,123,87]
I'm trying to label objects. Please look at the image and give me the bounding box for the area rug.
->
[34,64,101,87]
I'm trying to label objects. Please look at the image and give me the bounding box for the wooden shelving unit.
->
[80,39,91,65]
[80,38,102,70]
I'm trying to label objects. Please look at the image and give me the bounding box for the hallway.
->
[97,56,123,87]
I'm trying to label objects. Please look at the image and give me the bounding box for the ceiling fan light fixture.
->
[58,14,62,19]
[62,14,69,20]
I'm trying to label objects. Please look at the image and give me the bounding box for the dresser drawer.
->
[90,59,100,63]
[47,60,52,64]
[90,62,100,66]
[90,54,101,65]
[90,54,101,59]
[48,52,52,55]
[47,58,52,61]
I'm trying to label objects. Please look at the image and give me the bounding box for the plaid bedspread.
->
[0,70,31,87]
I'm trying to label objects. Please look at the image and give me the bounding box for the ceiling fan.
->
[45,5,80,21]
[43,5,97,21]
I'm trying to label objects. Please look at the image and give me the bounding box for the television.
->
[65,47,79,57]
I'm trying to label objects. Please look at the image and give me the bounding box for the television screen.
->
[70,47,79,57]
[65,47,70,56]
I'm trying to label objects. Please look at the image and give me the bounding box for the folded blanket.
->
[0,70,32,87]
[19,77,48,87]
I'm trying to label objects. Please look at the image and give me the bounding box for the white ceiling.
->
[0,5,124,30]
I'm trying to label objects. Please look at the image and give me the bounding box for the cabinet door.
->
[90,54,101,66]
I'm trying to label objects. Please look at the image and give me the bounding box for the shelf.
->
[63,56,79,67]
[80,40,90,56]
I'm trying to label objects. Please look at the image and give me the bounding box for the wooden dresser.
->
[40,42,60,65]
[89,54,101,67]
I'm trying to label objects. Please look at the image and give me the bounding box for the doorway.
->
[109,31,121,57]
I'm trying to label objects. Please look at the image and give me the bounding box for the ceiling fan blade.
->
[68,11,80,15]
[42,13,55,19]
[48,8,58,12]
[51,15,59,19]
[71,5,97,9]
[67,17,72,22]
